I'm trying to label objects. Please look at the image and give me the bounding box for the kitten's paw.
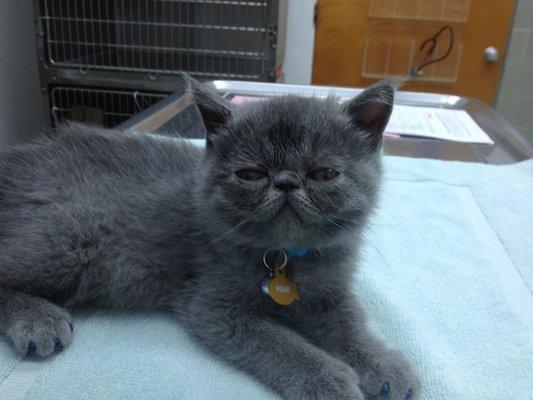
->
[357,348,420,400]
[6,302,73,357]
[292,359,364,400]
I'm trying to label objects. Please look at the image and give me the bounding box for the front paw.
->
[6,303,73,357]
[290,359,365,400]
[357,348,420,400]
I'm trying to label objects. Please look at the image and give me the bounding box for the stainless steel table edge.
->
[210,80,533,164]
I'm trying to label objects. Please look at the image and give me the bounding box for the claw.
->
[380,382,390,396]
[53,337,63,351]
[69,323,74,333]
[27,340,37,355]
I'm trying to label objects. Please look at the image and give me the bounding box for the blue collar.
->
[284,247,310,257]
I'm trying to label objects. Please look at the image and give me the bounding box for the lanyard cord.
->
[410,25,455,78]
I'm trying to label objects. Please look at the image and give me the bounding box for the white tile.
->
[512,66,533,95]
[506,95,533,127]
[496,93,516,118]
[504,29,529,66]
[498,65,520,95]
[524,30,533,65]
[514,0,533,29]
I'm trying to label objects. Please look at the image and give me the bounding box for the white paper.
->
[386,105,494,145]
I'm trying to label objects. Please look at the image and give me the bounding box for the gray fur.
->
[0,79,420,399]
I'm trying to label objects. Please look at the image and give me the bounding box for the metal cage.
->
[39,0,281,80]
[50,86,168,127]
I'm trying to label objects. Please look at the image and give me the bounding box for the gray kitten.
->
[0,78,420,400]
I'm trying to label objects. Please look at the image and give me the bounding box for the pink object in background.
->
[230,95,268,105]
[384,132,402,139]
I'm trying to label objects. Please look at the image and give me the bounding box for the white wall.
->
[0,1,45,145]
[283,0,316,85]
[496,0,533,145]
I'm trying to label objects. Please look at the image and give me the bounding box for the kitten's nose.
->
[273,171,301,192]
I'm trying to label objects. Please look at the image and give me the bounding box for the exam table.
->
[1,83,531,400]
[120,80,533,164]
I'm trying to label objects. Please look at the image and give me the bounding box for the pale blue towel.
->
[1,156,532,400]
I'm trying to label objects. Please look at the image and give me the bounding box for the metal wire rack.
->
[50,86,168,127]
[40,0,276,79]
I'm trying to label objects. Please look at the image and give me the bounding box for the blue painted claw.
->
[53,337,63,351]
[380,382,390,396]
[405,389,413,400]
[27,340,37,355]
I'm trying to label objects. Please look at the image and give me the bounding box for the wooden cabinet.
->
[312,0,516,104]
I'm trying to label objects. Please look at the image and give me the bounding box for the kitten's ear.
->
[343,79,399,151]
[184,75,232,145]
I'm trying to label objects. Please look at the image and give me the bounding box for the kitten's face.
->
[194,80,394,250]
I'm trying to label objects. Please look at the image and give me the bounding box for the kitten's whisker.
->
[210,199,275,244]
[295,198,347,231]
[359,234,387,262]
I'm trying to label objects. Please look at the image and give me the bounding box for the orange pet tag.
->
[267,267,300,306]
[261,249,300,306]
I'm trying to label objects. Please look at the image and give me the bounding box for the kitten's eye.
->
[307,168,340,182]
[236,169,268,181]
